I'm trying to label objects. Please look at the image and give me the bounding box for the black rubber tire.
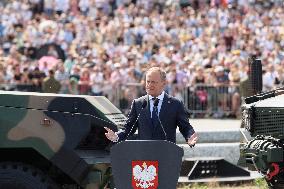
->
[0,162,60,189]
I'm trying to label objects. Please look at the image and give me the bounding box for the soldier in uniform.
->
[42,69,61,93]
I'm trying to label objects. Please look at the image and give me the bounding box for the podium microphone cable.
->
[125,99,147,140]
[153,98,167,141]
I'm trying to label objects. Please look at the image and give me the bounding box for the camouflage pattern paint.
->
[0,90,126,187]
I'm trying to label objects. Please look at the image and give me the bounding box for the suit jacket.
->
[117,93,195,143]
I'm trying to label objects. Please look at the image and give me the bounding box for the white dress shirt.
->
[149,91,165,118]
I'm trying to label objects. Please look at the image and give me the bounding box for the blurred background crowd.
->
[0,0,284,118]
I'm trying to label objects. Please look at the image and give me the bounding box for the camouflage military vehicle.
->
[240,87,284,189]
[0,90,126,189]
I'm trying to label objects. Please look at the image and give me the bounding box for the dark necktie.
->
[151,98,159,128]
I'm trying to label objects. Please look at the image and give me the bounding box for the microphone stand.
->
[153,98,167,141]
[124,100,147,140]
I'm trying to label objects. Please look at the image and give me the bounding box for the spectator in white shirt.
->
[90,66,104,96]
[263,64,277,92]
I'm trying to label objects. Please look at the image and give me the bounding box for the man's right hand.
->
[104,127,119,142]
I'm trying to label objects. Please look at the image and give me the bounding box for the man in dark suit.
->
[105,67,198,146]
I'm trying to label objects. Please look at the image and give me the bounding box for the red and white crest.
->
[132,161,158,189]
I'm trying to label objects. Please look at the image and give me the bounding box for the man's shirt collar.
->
[149,91,165,101]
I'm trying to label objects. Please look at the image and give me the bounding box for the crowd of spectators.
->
[0,0,284,117]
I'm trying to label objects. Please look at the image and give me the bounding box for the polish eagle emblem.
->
[132,161,158,189]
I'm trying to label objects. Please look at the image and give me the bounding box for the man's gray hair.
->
[146,67,167,81]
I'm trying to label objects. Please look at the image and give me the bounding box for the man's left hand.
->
[187,132,198,148]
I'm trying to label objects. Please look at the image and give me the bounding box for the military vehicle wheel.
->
[0,162,60,189]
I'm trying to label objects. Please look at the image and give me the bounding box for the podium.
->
[110,140,184,189]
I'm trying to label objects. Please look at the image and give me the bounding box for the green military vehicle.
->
[0,90,126,189]
[240,87,284,189]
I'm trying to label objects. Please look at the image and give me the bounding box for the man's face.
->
[145,71,166,97]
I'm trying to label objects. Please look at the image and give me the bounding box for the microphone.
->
[153,98,167,141]
[125,99,147,140]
